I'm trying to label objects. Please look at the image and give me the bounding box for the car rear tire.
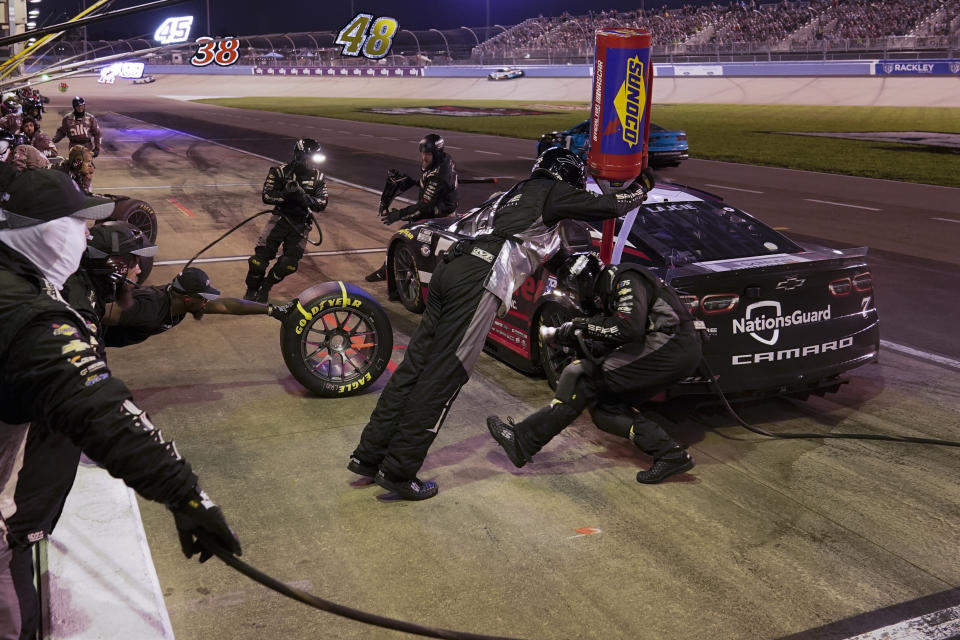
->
[281,281,393,397]
[392,243,425,314]
[535,302,578,390]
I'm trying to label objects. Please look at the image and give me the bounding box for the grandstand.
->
[15,0,960,73]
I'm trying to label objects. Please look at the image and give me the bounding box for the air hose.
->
[196,534,530,640]
[698,359,960,448]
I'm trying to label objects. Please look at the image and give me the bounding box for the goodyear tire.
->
[536,301,577,390]
[104,196,159,282]
[281,281,393,397]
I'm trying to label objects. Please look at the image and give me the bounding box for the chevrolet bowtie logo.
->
[776,276,806,291]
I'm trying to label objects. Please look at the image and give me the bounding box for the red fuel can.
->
[587,29,653,181]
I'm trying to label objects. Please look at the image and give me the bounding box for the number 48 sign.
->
[336,14,398,59]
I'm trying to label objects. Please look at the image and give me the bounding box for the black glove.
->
[387,168,404,182]
[635,166,656,193]
[555,322,579,346]
[92,147,100,158]
[169,488,241,563]
[556,318,589,346]
[382,209,404,225]
[267,298,298,321]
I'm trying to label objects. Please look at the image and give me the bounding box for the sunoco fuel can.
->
[587,29,653,180]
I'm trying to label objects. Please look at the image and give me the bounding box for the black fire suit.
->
[514,266,703,461]
[351,177,648,481]
[0,244,197,638]
[384,152,458,222]
[244,162,328,301]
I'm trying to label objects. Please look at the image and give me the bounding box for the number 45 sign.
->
[336,13,398,59]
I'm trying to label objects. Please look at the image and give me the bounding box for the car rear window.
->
[596,201,803,267]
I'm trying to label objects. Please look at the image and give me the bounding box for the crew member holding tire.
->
[0,166,241,640]
[487,252,704,484]
[244,138,328,303]
[348,148,653,500]
[52,97,101,157]
[365,133,459,282]
[103,267,293,347]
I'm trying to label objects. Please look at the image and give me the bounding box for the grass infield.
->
[196,97,960,187]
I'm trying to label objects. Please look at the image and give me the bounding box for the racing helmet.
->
[418,133,445,168]
[0,132,14,162]
[531,147,586,190]
[292,138,325,166]
[557,252,606,313]
[1,98,21,116]
[83,221,158,289]
[72,96,85,113]
[419,133,445,156]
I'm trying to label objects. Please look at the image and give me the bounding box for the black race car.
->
[385,179,879,399]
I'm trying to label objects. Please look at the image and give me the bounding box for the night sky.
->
[38,0,709,40]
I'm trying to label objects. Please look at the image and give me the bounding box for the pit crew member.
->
[487,252,703,484]
[348,148,653,500]
[365,133,459,282]
[52,97,102,157]
[244,138,328,302]
[0,166,241,640]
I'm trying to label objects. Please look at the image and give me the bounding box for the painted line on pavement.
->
[805,198,881,211]
[841,603,960,639]
[166,198,195,218]
[517,156,537,160]
[931,217,960,224]
[154,247,387,267]
[704,183,764,194]
[881,340,960,370]
[444,145,462,149]
[475,150,500,155]
[97,183,261,190]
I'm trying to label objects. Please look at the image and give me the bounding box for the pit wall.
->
[33,60,960,107]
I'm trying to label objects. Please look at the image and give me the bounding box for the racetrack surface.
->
[93,94,960,364]
[42,73,960,106]
[43,93,960,640]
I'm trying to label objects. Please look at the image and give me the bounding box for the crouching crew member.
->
[487,252,703,484]
[244,138,328,302]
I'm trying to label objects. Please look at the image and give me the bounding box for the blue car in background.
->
[536,119,688,168]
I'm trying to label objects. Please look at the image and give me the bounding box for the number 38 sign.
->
[191,37,240,67]
[336,13,398,59]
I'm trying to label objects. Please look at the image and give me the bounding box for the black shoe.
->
[347,456,378,478]
[636,451,694,484]
[243,289,258,301]
[487,416,528,468]
[365,266,387,282]
[374,470,438,500]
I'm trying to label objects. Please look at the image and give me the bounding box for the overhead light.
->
[26,21,36,28]
[29,10,39,16]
